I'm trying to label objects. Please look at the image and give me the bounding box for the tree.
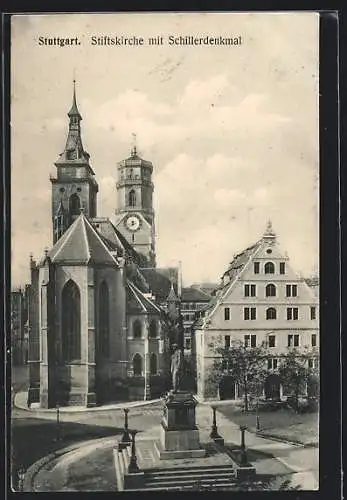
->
[209,339,268,412]
[278,348,318,412]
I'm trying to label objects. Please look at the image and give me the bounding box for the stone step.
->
[148,464,234,474]
[145,474,235,486]
[128,481,238,492]
[147,471,236,482]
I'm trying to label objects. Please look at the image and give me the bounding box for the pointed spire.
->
[167,282,178,302]
[68,79,82,119]
[263,219,276,239]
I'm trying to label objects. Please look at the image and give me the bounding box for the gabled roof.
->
[181,287,212,302]
[48,213,118,265]
[217,241,262,292]
[127,281,163,315]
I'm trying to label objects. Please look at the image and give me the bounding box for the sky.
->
[11,12,319,288]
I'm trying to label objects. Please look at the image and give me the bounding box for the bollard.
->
[55,404,61,442]
[240,425,248,465]
[128,430,139,473]
[17,467,25,492]
[121,408,131,443]
[209,405,220,439]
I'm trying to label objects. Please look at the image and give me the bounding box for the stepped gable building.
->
[27,82,174,408]
[194,221,319,401]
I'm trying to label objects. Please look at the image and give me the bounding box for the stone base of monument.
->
[156,389,206,460]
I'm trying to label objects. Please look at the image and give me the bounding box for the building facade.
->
[181,287,212,355]
[195,222,319,401]
[11,288,29,365]
[27,82,174,408]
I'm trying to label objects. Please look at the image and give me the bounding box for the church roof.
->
[127,281,163,315]
[140,267,179,302]
[48,213,118,265]
[181,287,212,302]
[91,218,148,266]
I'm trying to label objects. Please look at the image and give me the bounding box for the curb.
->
[23,436,118,492]
[255,431,315,448]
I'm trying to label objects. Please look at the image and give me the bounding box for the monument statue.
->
[170,344,184,392]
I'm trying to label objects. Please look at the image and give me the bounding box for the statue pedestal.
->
[155,390,206,459]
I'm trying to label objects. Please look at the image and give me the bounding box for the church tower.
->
[114,141,156,267]
[51,81,99,243]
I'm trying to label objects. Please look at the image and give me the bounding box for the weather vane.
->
[131,133,137,156]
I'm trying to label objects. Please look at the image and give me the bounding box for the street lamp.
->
[255,397,261,432]
[128,430,140,473]
[210,405,223,441]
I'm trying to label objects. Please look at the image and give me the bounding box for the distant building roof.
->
[181,287,212,302]
[190,283,219,295]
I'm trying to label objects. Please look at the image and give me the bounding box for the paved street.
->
[10,367,318,491]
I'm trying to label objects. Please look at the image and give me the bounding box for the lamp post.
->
[55,404,61,442]
[121,408,131,443]
[128,430,139,473]
[240,425,248,466]
[210,405,221,439]
[256,398,261,432]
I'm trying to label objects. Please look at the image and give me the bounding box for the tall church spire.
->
[58,80,89,163]
[67,79,82,120]
[51,81,99,244]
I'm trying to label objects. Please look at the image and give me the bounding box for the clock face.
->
[125,215,141,231]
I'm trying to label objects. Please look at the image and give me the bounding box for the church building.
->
[27,82,175,408]
[194,222,319,401]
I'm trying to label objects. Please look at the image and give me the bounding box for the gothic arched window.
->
[62,280,81,362]
[133,353,142,376]
[99,281,109,357]
[129,190,136,207]
[69,193,81,216]
[149,320,157,338]
[150,353,157,375]
[264,262,275,274]
[133,319,142,338]
[266,284,276,297]
[266,307,277,320]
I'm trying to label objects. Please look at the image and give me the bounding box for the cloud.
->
[84,75,291,152]
[11,13,319,286]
